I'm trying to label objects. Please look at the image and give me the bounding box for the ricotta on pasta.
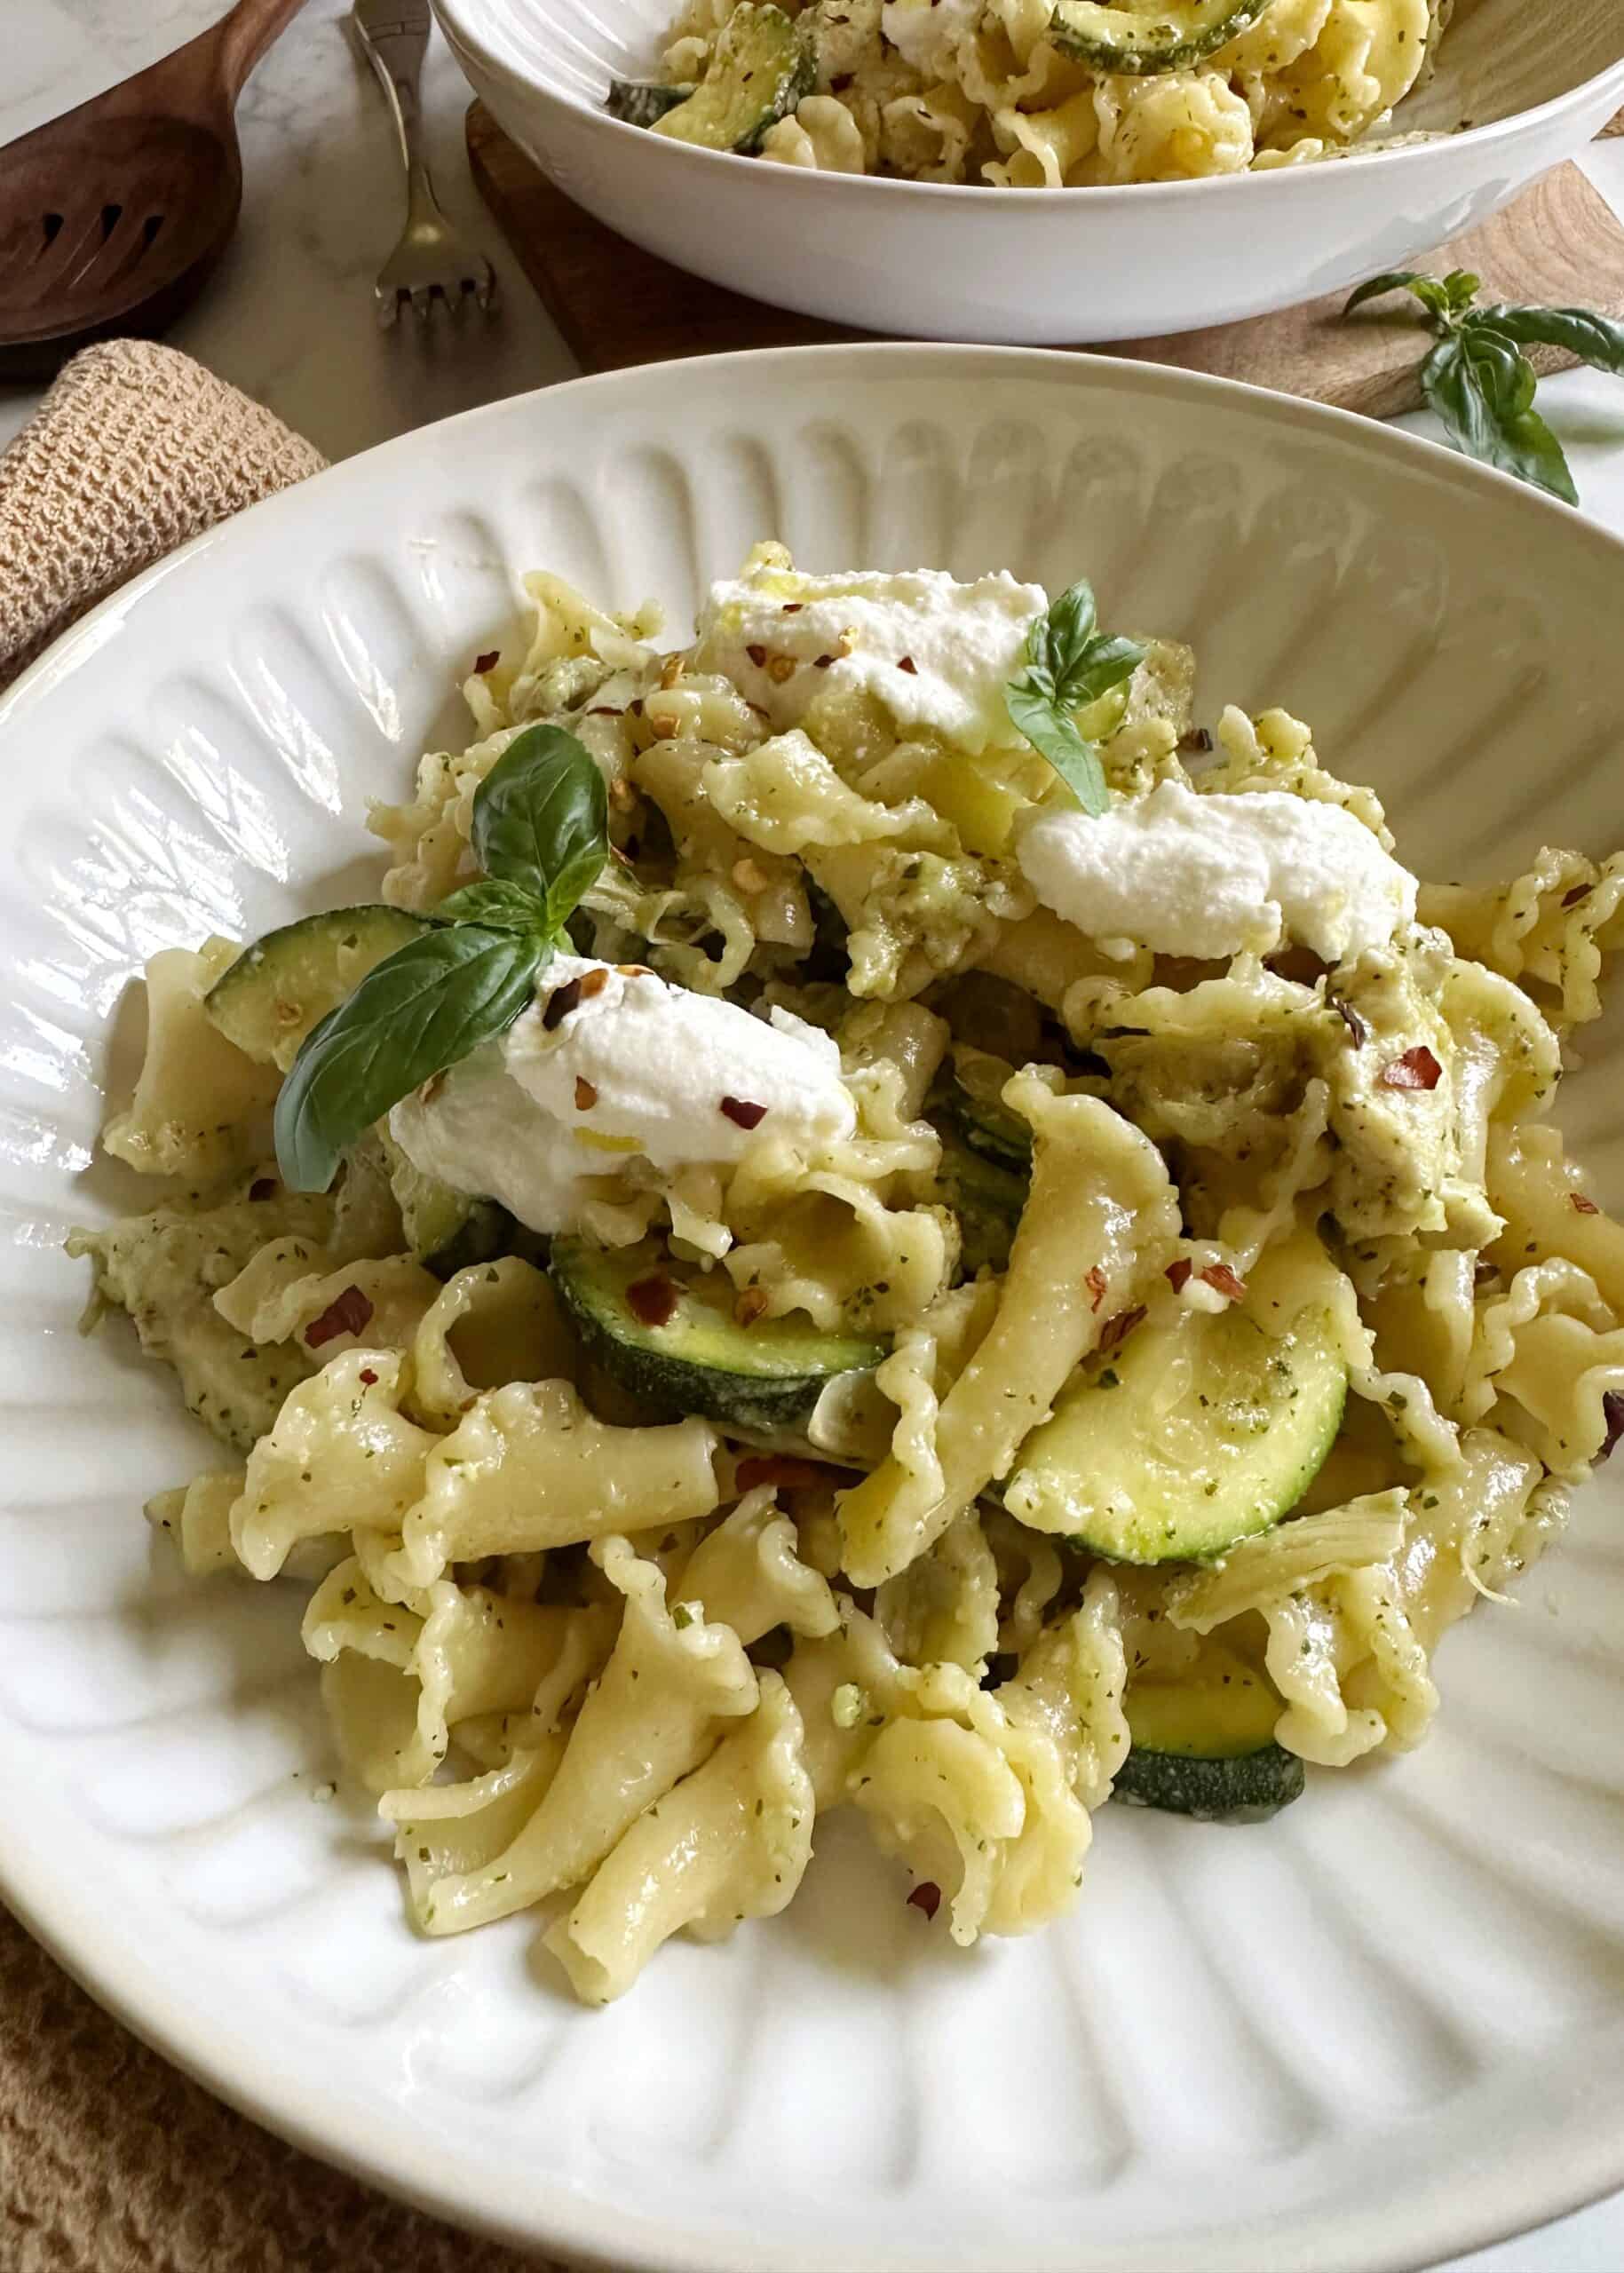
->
[693,558,1045,752]
[1018,780,1418,962]
[390,952,855,1232]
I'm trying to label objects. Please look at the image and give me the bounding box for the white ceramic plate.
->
[432,0,1624,343]
[3,347,1624,2273]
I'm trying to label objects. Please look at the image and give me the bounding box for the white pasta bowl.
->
[2,345,1624,2273]
[432,0,1624,342]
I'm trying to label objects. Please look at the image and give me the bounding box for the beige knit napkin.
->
[0,340,557,2270]
[0,338,326,691]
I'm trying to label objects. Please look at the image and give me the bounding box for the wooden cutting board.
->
[468,101,1624,417]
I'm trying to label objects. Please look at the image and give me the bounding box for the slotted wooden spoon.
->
[0,0,309,382]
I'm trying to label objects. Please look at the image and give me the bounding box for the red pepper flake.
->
[1570,1192,1600,1215]
[574,1076,598,1111]
[543,976,585,1030]
[627,1274,679,1329]
[248,1176,278,1201]
[781,601,804,614]
[720,1096,768,1130]
[746,644,768,668]
[1098,1305,1145,1355]
[1085,1264,1108,1310]
[1380,1045,1443,1092]
[578,968,610,1001]
[617,963,654,978]
[907,1881,942,1920]
[897,654,918,675]
[733,1287,769,1327]
[737,1453,830,1493]
[305,1285,374,1349]
[1165,1258,1192,1293]
[358,1367,378,1387]
[1600,1390,1624,1463]
[472,649,499,675]
[586,704,624,718]
[1563,882,1593,908]
[812,653,836,669]
[1200,1263,1248,1302]
[1329,994,1368,1048]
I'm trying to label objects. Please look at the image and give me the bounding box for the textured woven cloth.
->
[0,339,326,691]
[0,342,556,2270]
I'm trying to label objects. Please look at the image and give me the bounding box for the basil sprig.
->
[1004,579,1145,817]
[1344,269,1624,507]
[274,723,608,1192]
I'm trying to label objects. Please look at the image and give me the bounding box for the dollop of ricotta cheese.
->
[389,954,857,1235]
[1017,781,1418,964]
[882,0,983,78]
[693,560,1046,754]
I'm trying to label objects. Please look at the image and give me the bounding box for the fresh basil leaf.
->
[1421,333,1578,506]
[274,924,550,1192]
[435,878,550,935]
[1343,271,1449,323]
[1065,632,1145,711]
[1442,269,1482,313]
[1468,303,1624,378]
[471,724,608,931]
[1006,679,1109,818]
[1029,579,1097,685]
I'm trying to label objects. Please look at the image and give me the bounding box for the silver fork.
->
[351,0,498,324]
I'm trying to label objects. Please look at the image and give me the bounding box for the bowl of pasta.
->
[433,0,1624,341]
[4,342,1624,2273]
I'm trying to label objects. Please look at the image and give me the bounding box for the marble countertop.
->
[4,8,1624,2269]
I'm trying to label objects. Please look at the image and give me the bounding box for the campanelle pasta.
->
[622,0,1446,189]
[75,542,1624,2006]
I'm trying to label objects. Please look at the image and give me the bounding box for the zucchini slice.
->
[651,4,815,154]
[1116,1656,1304,1823]
[934,1049,1033,1172]
[1049,0,1269,75]
[1004,1232,1350,1564]
[931,1122,1026,1277]
[606,79,695,128]
[204,906,432,1071]
[550,1238,885,1432]
[378,1132,522,1281]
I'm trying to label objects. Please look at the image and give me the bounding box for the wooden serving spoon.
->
[0,0,309,382]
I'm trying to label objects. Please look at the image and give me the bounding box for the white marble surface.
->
[4,8,1624,2269]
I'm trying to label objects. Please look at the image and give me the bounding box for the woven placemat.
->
[0,340,563,2271]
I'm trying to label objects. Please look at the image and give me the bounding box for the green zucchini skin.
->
[1113,1742,1305,1823]
[650,4,815,154]
[934,1065,1033,1173]
[550,1238,885,1433]
[606,79,695,128]
[930,1119,1026,1277]
[1049,0,1269,75]
[204,905,432,1070]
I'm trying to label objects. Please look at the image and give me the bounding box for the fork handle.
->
[350,2,442,231]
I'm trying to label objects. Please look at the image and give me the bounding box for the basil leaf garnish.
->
[273,721,608,1191]
[274,925,551,1193]
[1003,579,1145,818]
[472,723,609,932]
[1343,267,1624,505]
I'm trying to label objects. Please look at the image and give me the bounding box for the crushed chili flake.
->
[543,977,585,1030]
[248,1176,278,1202]
[627,1274,679,1329]
[1085,1263,1108,1310]
[1570,1192,1600,1215]
[746,643,768,666]
[781,601,804,614]
[1165,1258,1192,1293]
[1098,1305,1146,1355]
[1563,882,1593,908]
[1200,1263,1248,1302]
[1329,994,1368,1048]
[720,1096,768,1129]
[579,968,610,1000]
[812,653,836,669]
[617,962,654,978]
[907,1881,942,1920]
[766,654,796,685]
[733,1287,769,1327]
[1379,1045,1443,1091]
[586,704,625,718]
[472,649,499,675]
[737,1453,830,1493]
[896,654,918,675]
[1600,1390,1624,1464]
[359,1367,378,1386]
[305,1285,374,1349]
[574,1076,598,1111]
